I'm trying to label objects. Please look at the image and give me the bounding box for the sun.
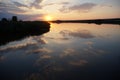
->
[45,16,53,21]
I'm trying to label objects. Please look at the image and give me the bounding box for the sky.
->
[0,0,120,20]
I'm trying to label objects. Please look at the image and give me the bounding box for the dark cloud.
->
[59,2,97,13]
[13,2,28,8]
[12,0,43,9]
[60,30,95,39]
[41,2,69,7]
[59,6,70,13]
[0,2,26,14]
[0,11,44,21]
[0,2,5,7]
[12,0,44,9]
[70,3,97,11]
[30,0,43,9]
[0,1,44,20]
[61,2,69,5]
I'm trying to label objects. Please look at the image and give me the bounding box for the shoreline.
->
[51,18,120,25]
[0,21,50,45]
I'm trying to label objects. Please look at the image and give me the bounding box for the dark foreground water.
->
[0,23,120,80]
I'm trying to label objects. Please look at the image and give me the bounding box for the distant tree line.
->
[1,16,20,22]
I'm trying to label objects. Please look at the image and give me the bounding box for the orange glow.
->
[44,16,53,21]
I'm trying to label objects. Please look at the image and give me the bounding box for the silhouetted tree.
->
[12,16,17,21]
[1,18,8,22]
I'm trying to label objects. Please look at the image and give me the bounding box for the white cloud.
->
[59,2,97,13]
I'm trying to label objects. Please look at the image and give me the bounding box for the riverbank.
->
[0,21,50,45]
[51,18,120,25]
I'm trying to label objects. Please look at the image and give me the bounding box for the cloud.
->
[13,0,44,9]
[0,1,45,20]
[30,0,43,9]
[0,2,26,13]
[0,2,6,7]
[61,2,69,5]
[59,2,97,13]
[42,1,69,7]
[13,2,28,8]
[0,11,44,20]
[70,3,97,11]
[0,2,31,20]
[60,30,95,39]
[59,6,70,13]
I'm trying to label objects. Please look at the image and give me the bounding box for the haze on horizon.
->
[0,0,120,21]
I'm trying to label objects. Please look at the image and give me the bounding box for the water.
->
[0,23,120,80]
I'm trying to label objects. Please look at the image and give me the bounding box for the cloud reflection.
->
[45,36,69,41]
[85,41,93,45]
[41,54,52,59]
[60,30,95,39]
[0,36,48,53]
[0,37,37,52]
[69,60,88,66]
[25,73,46,80]
[0,55,5,61]
[26,47,52,54]
[83,41,106,56]
[60,48,76,57]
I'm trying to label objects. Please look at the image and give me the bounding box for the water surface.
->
[0,23,120,80]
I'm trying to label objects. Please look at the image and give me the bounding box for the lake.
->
[0,23,120,80]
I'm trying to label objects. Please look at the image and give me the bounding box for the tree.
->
[12,16,17,21]
[1,18,8,22]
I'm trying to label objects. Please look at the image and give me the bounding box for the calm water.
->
[0,23,120,80]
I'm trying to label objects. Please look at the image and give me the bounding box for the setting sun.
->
[44,16,53,21]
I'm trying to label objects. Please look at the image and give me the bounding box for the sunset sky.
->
[0,0,120,20]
